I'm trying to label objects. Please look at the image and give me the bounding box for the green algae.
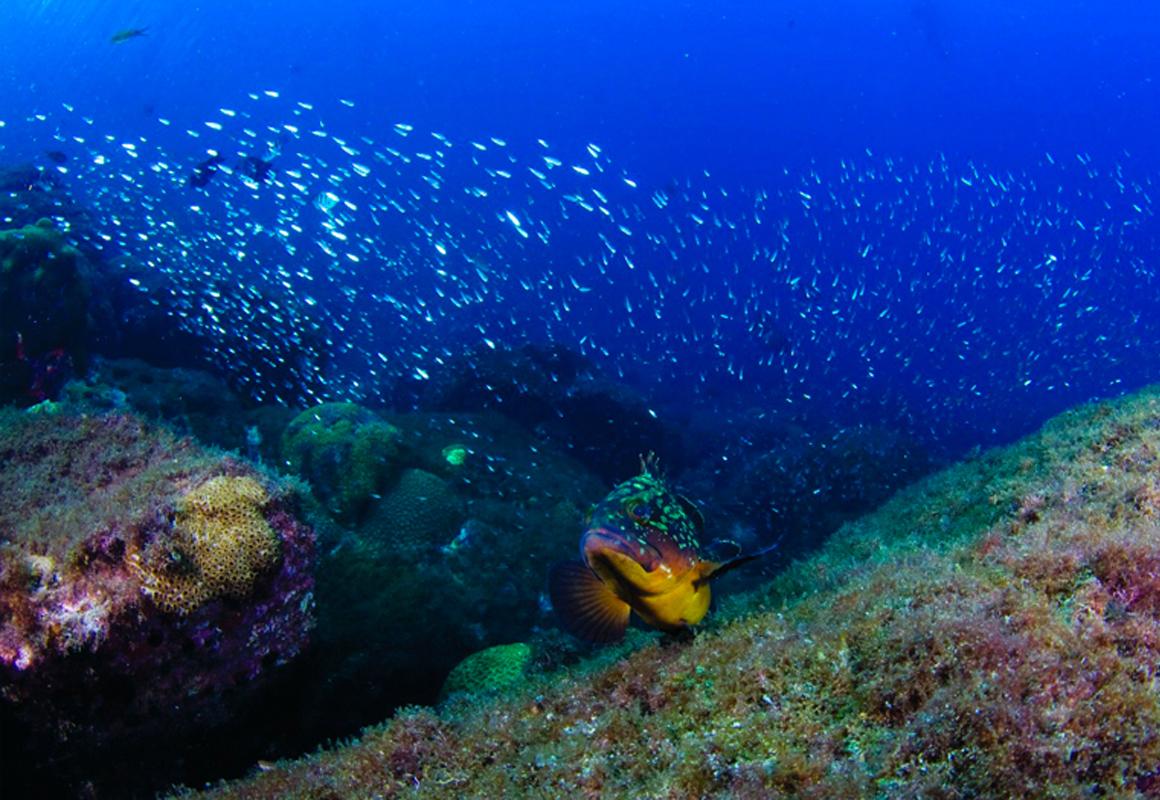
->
[170,385,1160,800]
[438,642,533,703]
[281,402,402,525]
[441,443,469,466]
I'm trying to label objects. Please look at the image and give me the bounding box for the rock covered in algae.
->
[281,401,403,525]
[359,467,465,557]
[302,410,605,740]
[169,384,1160,799]
[0,406,315,797]
[0,219,89,403]
[437,642,533,703]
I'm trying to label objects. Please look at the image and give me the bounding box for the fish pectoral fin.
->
[548,559,631,643]
[697,542,779,587]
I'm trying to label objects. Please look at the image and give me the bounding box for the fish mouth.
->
[581,525,663,572]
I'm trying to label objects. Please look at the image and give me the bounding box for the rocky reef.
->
[282,402,404,525]
[288,405,608,742]
[167,383,1160,799]
[396,341,687,482]
[0,160,951,798]
[0,406,316,798]
[67,357,295,463]
[0,219,89,403]
[0,163,329,407]
[688,416,935,564]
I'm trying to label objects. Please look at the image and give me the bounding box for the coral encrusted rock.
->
[438,642,533,702]
[0,406,315,797]
[281,401,403,525]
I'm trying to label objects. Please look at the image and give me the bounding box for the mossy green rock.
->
[281,402,402,525]
[360,468,465,557]
[0,219,88,398]
[438,642,533,702]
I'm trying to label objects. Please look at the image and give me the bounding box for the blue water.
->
[3,0,1160,457]
[7,1,1157,177]
[7,4,1160,796]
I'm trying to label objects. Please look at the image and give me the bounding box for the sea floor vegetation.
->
[167,384,1160,799]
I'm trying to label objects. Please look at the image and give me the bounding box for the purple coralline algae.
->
[0,407,315,796]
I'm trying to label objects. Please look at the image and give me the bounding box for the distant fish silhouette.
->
[44,150,67,164]
[191,134,286,190]
[111,27,148,44]
[759,323,792,356]
[189,154,226,188]
[237,133,286,186]
[238,155,276,184]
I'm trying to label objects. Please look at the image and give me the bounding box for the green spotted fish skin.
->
[587,470,704,554]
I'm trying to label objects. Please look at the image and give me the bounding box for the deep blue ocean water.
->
[6,4,1160,796]
[3,0,1160,457]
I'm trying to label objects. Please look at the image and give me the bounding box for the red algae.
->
[0,406,316,798]
[171,387,1160,799]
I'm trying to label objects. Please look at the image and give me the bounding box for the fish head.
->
[578,519,716,632]
[585,472,704,559]
[577,471,715,630]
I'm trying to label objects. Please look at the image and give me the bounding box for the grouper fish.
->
[549,457,774,642]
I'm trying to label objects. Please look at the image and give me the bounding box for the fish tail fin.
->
[548,559,630,643]
[698,542,780,586]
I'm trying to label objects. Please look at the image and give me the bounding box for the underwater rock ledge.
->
[171,384,1160,799]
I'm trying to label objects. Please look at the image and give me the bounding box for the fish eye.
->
[626,499,651,523]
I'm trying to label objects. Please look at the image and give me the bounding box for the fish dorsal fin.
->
[548,559,631,643]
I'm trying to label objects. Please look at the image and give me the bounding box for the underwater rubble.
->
[161,383,1160,799]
